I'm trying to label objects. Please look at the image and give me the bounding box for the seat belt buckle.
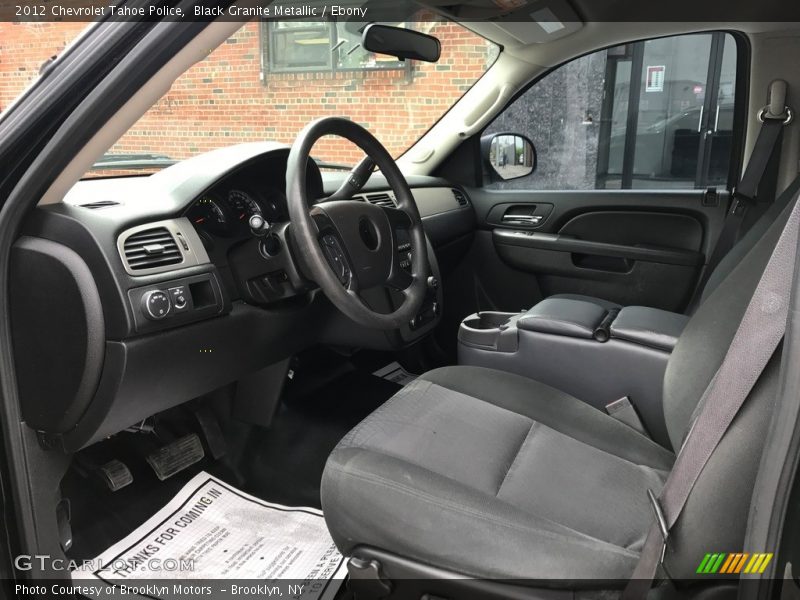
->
[729,192,749,216]
[606,396,649,438]
[647,489,669,565]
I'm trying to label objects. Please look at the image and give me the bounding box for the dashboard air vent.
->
[122,227,182,271]
[80,200,120,209]
[452,189,469,207]
[364,193,395,208]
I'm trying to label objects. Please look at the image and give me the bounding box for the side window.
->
[484,32,739,190]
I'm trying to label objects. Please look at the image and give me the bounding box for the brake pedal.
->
[97,459,134,492]
[146,434,204,481]
[194,406,227,460]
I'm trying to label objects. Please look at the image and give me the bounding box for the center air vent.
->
[452,189,469,207]
[364,193,395,208]
[122,227,182,271]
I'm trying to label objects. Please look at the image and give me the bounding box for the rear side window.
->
[485,32,740,191]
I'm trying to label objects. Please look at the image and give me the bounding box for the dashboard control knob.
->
[249,214,270,237]
[173,294,187,310]
[142,290,171,320]
[427,276,439,291]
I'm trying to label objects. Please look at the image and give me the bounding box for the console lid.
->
[517,297,608,339]
[610,306,689,352]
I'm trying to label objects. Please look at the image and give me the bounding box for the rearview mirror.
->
[482,133,537,181]
[362,24,441,63]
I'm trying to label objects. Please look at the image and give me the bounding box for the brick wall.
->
[0,22,88,99]
[0,21,494,166]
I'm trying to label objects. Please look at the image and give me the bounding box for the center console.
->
[458,297,689,447]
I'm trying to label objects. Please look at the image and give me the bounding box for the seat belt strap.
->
[690,81,792,309]
[623,192,800,599]
[737,79,791,205]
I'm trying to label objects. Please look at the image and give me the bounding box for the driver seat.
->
[320,199,791,587]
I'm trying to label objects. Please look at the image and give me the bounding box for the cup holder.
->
[462,312,514,331]
[459,311,518,349]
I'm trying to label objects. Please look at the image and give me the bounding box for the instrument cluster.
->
[187,186,289,238]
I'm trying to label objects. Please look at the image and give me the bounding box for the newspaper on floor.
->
[372,361,418,386]
[72,471,346,600]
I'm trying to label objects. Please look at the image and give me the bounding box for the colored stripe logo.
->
[696,553,773,574]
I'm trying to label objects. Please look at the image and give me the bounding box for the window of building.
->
[484,32,740,191]
[263,21,407,73]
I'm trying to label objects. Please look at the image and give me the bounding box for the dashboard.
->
[13,142,473,453]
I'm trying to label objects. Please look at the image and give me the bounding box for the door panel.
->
[559,211,703,251]
[466,188,728,312]
[438,31,743,332]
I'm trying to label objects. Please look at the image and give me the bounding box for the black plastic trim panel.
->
[47,298,329,452]
[10,237,105,434]
[493,229,703,266]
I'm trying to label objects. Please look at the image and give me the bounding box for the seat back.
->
[695,177,800,310]
[660,192,796,577]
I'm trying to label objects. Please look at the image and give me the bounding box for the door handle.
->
[502,214,542,225]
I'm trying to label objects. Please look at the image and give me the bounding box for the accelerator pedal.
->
[146,434,205,481]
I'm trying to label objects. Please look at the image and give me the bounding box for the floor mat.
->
[73,471,346,600]
[242,366,402,509]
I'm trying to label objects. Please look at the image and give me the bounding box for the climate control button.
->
[142,290,172,320]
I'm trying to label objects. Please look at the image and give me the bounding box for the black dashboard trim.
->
[18,145,477,451]
[11,236,106,434]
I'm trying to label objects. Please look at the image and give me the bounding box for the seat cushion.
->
[321,366,674,581]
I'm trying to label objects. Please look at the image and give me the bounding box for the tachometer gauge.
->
[227,189,262,224]
[188,195,229,236]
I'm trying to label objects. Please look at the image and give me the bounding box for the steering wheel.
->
[286,117,429,330]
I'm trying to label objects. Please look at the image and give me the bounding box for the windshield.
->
[0,20,497,178]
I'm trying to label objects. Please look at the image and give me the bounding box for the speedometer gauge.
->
[227,189,262,224]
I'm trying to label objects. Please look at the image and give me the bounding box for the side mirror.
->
[362,24,441,63]
[481,133,537,182]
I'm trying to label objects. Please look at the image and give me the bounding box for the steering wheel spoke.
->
[387,264,414,291]
[382,205,413,229]
[319,231,357,290]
